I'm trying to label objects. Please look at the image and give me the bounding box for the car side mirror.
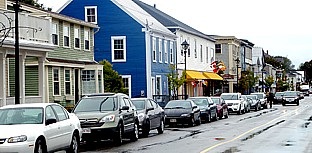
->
[146,107,154,112]
[192,106,198,109]
[46,118,57,125]
[120,106,130,111]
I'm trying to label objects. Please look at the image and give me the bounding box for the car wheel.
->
[207,113,211,123]
[113,124,123,145]
[130,122,139,142]
[255,105,258,111]
[34,138,47,153]
[195,116,201,125]
[189,117,195,127]
[157,119,164,134]
[282,102,285,106]
[66,134,79,153]
[142,120,150,138]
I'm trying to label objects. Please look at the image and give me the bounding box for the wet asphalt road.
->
[78,96,312,153]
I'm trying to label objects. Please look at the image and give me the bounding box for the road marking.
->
[200,107,301,153]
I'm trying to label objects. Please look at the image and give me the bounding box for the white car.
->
[0,103,82,153]
[220,93,245,115]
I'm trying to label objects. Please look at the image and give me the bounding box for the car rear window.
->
[132,100,145,110]
[74,97,118,112]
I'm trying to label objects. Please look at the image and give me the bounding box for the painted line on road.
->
[200,107,300,153]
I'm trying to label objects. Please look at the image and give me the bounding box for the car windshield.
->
[221,94,239,100]
[252,93,264,99]
[275,92,284,96]
[246,95,256,100]
[211,98,221,104]
[131,100,145,110]
[284,92,298,97]
[74,97,118,112]
[0,107,43,125]
[165,101,191,109]
[188,98,208,106]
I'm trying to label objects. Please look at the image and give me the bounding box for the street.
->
[78,96,312,153]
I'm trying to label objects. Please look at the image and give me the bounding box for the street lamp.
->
[181,40,189,100]
[235,57,240,93]
[261,65,266,92]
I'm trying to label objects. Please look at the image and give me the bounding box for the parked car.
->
[274,92,284,104]
[131,98,165,137]
[299,92,304,99]
[188,97,218,122]
[251,92,268,109]
[241,95,251,113]
[210,97,229,119]
[164,100,201,127]
[72,93,139,145]
[0,103,81,153]
[282,91,300,106]
[220,93,245,115]
[245,95,261,111]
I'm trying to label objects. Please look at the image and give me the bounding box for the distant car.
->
[299,92,304,99]
[274,92,284,104]
[72,93,139,145]
[251,92,268,109]
[131,98,165,137]
[188,97,218,122]
[210,97,229,119]
[283,91,300,106]
[164,100,201,127]
[245,95,261,111]
[241,95,251,113]
[0,103,81,153]
[220,93,245,115]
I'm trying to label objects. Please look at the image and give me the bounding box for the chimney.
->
[153,4,156,8]
[0,0,6,9]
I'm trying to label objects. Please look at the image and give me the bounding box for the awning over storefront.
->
[186,70,207,80]
[203,72,223,81]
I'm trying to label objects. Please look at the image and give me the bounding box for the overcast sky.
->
[38,0,312,68]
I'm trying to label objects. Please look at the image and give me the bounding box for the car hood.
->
[0,124,42,139]
[165,108,192,116]
[284,96,296,98]
[198,106,208,110]
[74,111,113,120]
[224,100,241,104]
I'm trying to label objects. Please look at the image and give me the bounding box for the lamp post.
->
[235,57,240,93]
[181,40,189,100]
[261,68,265,92]
[14,0,20,104]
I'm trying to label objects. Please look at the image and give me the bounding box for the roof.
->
[0,103,57,109]
[133,0,215,42]
[112,0,176,38]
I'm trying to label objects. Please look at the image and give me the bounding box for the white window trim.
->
[170,42,174,64]
[51,22,59,46]
[156,75,162,95]
[159,39,162,63]
[152,37,156,62]
[52,67,60,96]
[74,26,80,49]
[121,75,132,98]
[64,69,72,95]
[164,40,168,63]
[63,24,70,48]
[84,6,98,24]
[211,48,215,63]
[111,36,127,62]
[151,77,156,96]
[200,45,203,62]
[84,29,90,51]
[206,46,209,63]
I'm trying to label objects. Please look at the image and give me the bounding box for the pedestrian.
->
[268,92,274,108]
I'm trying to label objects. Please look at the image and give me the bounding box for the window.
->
[64,69,71,95]
[156,75,162,95]
[85,6,97,24]
[200,45,203,62]
[46,106,57,121]
[52,105,68,121]
[187,38,191,57]
[159,39,162,63]
[63,25,70,47]
[74,27,80,49]
[152,37,156,62]
[194,39,197,58]
[206,47,209,63]
[82,70,95,81]
[215,44,221,53]
[210,48,215,63]
[111,36,126,62]
[170,42,173,64]
[82,70,96,94]
[53,68,60,96]
[84,30,90,50]
[52,23,58,45]
[164,40,168,63]
[122,76,131,97]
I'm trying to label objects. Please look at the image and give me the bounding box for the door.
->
[44,106,61,151]
[146,99,156,129]
[74,69,79,103]
[150,99,161,129]
[121,97,134,132]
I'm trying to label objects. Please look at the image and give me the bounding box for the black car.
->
[245,95,261,111]
[274,92,284,104]
[131,98,165,137]
[188,97,218,122]
[282,91,300,106]
[164,100,201,127]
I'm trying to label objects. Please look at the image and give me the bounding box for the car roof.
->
[0,103,55,109]
[188,96,210,99]
[221,93,240,95]
[131,98,149,100]
[83,93,127,97]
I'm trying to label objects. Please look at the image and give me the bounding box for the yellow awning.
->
[203,72,223,81]
[186,70,207,80]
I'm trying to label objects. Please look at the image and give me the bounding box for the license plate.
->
[82,128,91,133]
[170,119,176,122]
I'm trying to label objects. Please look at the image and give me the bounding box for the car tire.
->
[34,138,47,153]
[157,119,164,134]
[142,120,150,138]
[130,122,139,142]
[282,102,285,106]
[66,134,79,153]
[195,116,201,125]
[113,124,123,146]
[189,117,195,127]
[296,101,299,106]
[207,113,211,123]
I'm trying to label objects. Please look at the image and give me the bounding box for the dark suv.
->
[72,93,139,145]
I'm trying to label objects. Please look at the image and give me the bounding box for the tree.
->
[167,64,185,98]
[239,69,258,94]
[99,60,127,93]
[299,60,312,83]
[265,76,274,91]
